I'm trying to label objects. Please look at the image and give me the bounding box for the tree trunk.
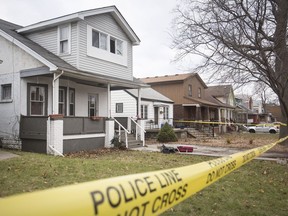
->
[274,0,288,145]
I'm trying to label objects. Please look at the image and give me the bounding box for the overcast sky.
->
[0,0,203,79]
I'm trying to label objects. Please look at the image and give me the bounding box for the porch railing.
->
[129,117,146,147]
[112,117,129,148]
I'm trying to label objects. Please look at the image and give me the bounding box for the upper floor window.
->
[92,30,107,50]
[87,25,127,66]
[110,37,123,55]
[1,84,12,101]
[188,85,192,97]
[58,24,70,55]
[198,88,201,98]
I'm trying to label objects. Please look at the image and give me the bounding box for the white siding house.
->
[0,6,148,154]
[111,88,174,129]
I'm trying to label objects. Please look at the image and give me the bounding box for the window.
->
[87,25,127,66]
[163,107,169,120]
[28,84,47,116]
[92,30,107,50]
[59,25,70,54]
[88,94,98,117]
[69,88,75,116]
[1,84,12,101]
[116,103,123,113]
[110,37,123,55]
[198,88,201,98]
[141,105,148,119]
[58,88,66,115]
[188,85,192,97]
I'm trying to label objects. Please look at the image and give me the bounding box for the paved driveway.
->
[134,144,288,161]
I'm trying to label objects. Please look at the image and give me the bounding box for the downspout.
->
[52,71,64,114]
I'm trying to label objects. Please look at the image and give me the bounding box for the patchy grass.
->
[0,148,288,215]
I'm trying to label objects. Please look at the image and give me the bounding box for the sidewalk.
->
[133,144,288,161]
[0,149,19,161]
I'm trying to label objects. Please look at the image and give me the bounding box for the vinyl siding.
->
[78,14,133,80]
[111,90,137,117]
[26,27,58,54]
[26,23,78,68]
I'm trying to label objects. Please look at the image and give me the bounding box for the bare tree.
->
[172,0,288,144]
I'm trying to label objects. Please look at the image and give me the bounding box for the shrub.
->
[157,123,178,143]
[110,136,124,148]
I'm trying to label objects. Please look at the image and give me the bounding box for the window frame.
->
[87,25,127,66]
[58,24,71,55]
[88,94,99,117]
[68,88,75,116]
[198,88,201,98]
[27,83,48,116]
[188,84,192,97]
[163,106,169,120]
[116,103,123,113]
[92,29,108,50]
[141,105,148,119]
[1,83,12,102]
[58,87,67,116]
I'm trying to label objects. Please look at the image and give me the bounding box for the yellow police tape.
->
[175,120,287,126]
[1,136,288,216]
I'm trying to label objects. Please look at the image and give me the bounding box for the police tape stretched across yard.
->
[1,136,287,216]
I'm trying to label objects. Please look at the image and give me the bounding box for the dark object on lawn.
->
[160,144,178,154]
[177,145,194,153]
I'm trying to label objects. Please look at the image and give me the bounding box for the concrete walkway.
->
[133,144,288,161]
[0,149,19,161]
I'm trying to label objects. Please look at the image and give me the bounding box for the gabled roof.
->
[125,88,173,103]
[205,85,235,109]
[140,73,208,88]
[16,6,140,45]
[0,18,147,89]
[206,85,233,97]
[0,19,77,71]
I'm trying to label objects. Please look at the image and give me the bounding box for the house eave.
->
[16,6,141,45]
[0,29,58,71]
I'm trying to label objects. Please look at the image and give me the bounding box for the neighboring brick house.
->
[141,73,220,125]
[0,6,148,154]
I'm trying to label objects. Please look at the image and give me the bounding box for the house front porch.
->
[19,67,148,154]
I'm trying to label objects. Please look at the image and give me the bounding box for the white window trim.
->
[58,24,71,55]
[87,25,127,66]
[0,83,13,103]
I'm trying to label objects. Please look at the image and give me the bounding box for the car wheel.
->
[249,129,255,133]
[269,130,276,134]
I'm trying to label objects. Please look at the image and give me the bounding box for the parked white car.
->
[247,124,279,134]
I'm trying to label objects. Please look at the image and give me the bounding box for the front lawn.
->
[0,148,287,215]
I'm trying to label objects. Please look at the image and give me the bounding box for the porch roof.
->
[182,96,220,108]
[20,66,149,90]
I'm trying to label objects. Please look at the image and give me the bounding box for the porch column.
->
[47,114,64,156]
[52,72,63,114]
[137,88,142,118]
[196,104,201,120]
[107,84,111,118]
[105,118,115,148]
